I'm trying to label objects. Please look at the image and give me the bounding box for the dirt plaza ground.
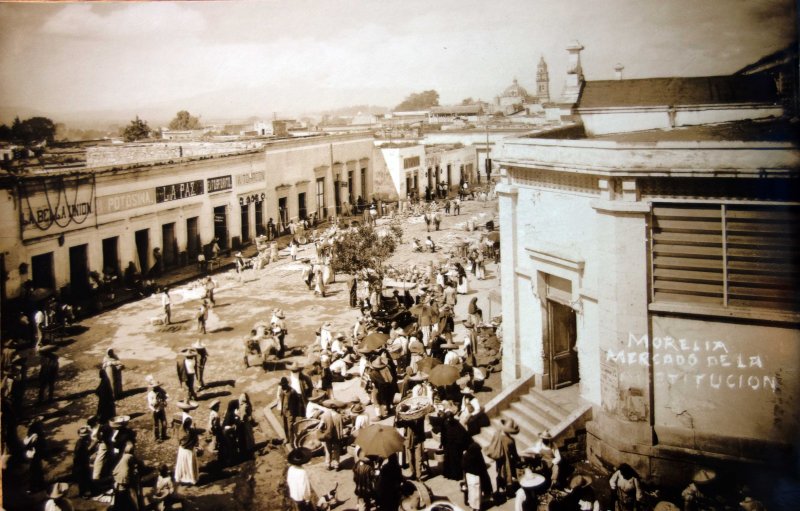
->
[3,195,503,511]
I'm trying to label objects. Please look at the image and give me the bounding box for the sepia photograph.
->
[0,1,797,510]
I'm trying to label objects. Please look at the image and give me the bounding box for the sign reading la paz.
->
[155,180,204,203]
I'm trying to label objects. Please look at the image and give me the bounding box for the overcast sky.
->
[0,0,795,124]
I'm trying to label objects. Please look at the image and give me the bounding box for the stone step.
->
[520,391,570,424]
[529,388,573,416]
[508,401,558,432]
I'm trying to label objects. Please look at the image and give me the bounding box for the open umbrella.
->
[358,332,390,353]
[416,357,442,373]
[354,424,404,458]
[487,231,500,242]
[427,364,460,387]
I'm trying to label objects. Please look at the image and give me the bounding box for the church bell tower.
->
[536,55,550,103]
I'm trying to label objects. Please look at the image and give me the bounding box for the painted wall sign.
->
[155,179,204,203]
[207,175,233,193]
[96,189,156,215]
[606,333,777,392]
[19,176,96,237]
[22,202,93,227]
[236,170,265,186]
[238,193,265,206]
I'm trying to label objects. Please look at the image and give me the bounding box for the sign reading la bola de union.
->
[21,172,265,235]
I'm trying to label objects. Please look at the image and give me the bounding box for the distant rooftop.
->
[589,118,799,143]
[430,105,483,115]
[577,74,779,109]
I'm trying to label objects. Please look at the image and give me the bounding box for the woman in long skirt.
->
[102,348,124,399]
[467,297,482,326]
[222,400,241,465]
[174,417,199,485]
[236,393,256,458]
[314,268,326,297]
[455,263,469,295]
[96,369,116,422]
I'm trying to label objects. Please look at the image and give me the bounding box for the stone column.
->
[587,177,654,475]
[497,169,521,388]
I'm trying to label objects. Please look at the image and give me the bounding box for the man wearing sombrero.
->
[146,375,169,442]
[286,447,315,510]
[485,418,522,498]
[277,377,303,445]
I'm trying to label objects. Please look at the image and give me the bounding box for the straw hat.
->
[179,347,197,357]
[209,399,221,410]
[654,503,681,511]
[286,361,303,372]
[350,403,365,414]
[519,469,546,488]
[274,309,286,319]
[569,474,593,489]
[287,447,311,466]
[540,430,553,441]
[77,426,91,437]
[739,497,765,511]
[308,389,327,403]
[692,468,716,484]
[498,418,519,434]
[110,415,131,428]
[334,332,345,340]
[47,482,70,499]
[370,358,386,369]
[322,399,347,410]
[175,400,199,411]
[408,341,425,354]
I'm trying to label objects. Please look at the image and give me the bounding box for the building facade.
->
[378,143,478,199]
[263,133,375,231]
[0,133,375,303]
[495,126,800,482]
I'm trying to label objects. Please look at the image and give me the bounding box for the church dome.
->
[502,78,529,98]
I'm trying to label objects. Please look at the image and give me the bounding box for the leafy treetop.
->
[395,90,439,112]
[121,116,152,142]
[168,110,202,131]
[331,224,403,279]
[0,116,57,145]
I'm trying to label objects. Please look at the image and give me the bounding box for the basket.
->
[396,396,433,421]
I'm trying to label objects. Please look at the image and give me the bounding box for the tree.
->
[0,124,11,142]
[331,223,403,297]
[121,116,152,142]
[461,97,475,105]
[168,110,201,131]
[2,116,57,145]
[395,90,439,112]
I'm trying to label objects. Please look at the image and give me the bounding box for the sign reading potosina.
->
[96,189,156,215]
